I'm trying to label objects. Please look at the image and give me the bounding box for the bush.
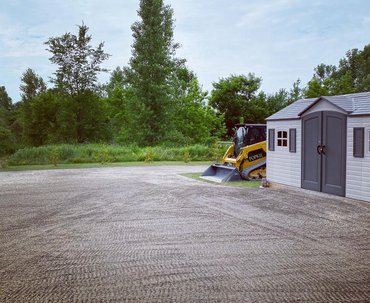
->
[144,147,154,163]
[49,148,60,166]
[0,158,8,168]
[183,150,191,163]
[7,143,217,166]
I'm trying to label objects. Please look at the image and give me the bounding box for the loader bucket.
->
[200,164,242,183]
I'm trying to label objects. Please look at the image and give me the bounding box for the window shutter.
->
[289,128,296,153]
[353,127,364,158]
[268,129,275,151]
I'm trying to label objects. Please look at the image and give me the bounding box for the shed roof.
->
[266,92,370,121]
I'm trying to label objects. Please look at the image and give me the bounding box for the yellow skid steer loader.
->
[201,124,266,182]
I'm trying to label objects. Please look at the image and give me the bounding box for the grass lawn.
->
[181,172,261,188]
[0,161,212,172]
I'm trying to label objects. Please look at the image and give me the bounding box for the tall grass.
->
[7,144,224,166]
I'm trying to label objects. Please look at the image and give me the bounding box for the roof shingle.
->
[266,92,370,120]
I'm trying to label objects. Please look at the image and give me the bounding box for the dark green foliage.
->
[20,68,46,102]
[209,74,262,138]
[15,69,47,145]
[2,13,368,157]
[8,144,214,165]
[262,80,305,117]
[105,67,134,144]
[168,67,225,144]
[20,90,110,146]
[0,86,15,155]
[124,0,183,145]
[0,86,13,112]
[44,24,111,143]
[306,44,370,97]
[45,23,110,96]
[209,76,306,138]
[74,91,111,143]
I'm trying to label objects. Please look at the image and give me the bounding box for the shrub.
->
[144,147,154,163]
[183,150,191,163]
[7,143,216,166]
[0,158,8,168]
[49,148,60,166]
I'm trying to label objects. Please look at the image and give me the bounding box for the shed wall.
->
[301,99,347,116]
[346,116,370,202]
[266,120,301,187]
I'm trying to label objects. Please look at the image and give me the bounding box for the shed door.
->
[302,112,322,191]
[321,112,346,196]
[301,111,346,196]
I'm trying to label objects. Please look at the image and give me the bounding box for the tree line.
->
[1,0,369,155]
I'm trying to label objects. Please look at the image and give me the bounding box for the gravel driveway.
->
[0,165,369,302]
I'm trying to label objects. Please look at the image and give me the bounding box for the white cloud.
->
[1,0,370,102]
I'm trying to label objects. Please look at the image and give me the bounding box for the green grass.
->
[181,172,261,188]
[6,143,224,166]
[0,161,212,172]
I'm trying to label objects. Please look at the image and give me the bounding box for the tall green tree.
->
[169,67,225,144]
[45,23,110,143]
[0,86,12,113]
[20,68,47,102]
[305,44,370,97]
[209,74,262,138]
[288,79,305,104]
[17,69,47,145]
[124,0,183,145]
[105,67,134,144]
[28,90,110,145]
[0,86,15,154]
[45,23,110,96]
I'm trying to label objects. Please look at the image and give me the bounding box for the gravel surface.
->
[0,165,369,302]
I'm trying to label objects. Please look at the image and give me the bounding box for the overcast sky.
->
[1,0,370,102]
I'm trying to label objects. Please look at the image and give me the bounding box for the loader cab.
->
[233,124,266,157]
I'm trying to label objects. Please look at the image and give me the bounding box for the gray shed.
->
[266,92,370,202]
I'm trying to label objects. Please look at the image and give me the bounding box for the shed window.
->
[277,131,288,147]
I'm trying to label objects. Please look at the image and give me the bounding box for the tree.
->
[45,23,110,143]
[20,68,46,102]
[305,64,337,97]
[45,23,110,96]
[124,0,184,145]
[209,74,262,138]
[105,67,134,143]
[0,86,12,113]
[305,44,370,97]
[17,69,47,145]
[0,86,15,154]
[169,67,225,144]
[288,79,305,104]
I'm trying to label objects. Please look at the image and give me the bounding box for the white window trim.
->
[276,129,288,149]
[367,128,370,154]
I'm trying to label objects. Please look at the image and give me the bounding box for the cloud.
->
[1,0,370,102]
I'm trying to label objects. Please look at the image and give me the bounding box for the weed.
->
[183,150,191,163]
[49,148,60,166]
[97,146,110,164]
[7,143,215,166]
[211,141,224,162]
[144,147,154,163]
[0,158,8,168]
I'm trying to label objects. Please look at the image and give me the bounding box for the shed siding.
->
[301,99,347,116]
[346,116,370,202]
[267,120,301,187]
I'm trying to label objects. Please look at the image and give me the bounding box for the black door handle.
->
[317,145,322,155]
[321,145,326,155]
